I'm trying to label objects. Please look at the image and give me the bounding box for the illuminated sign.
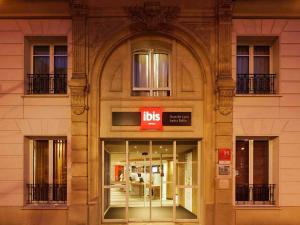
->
[140,107,163,130]
[218,148,231,164]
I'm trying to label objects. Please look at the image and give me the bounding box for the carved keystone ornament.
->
[125,1,180,31]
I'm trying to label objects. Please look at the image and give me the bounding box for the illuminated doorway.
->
[102,140,200,223]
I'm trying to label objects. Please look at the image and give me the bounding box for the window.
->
[236,45,276,94]
[235,138,275,205]
[27,138,67,204]
[132,49,170,96]
[26,44,67,94]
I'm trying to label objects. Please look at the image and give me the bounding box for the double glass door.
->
[102,140,200,223]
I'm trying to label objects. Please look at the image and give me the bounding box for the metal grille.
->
[27,184,67,204]
[25,74,67,94]
[236,74,276,94]
[236,184,275,205]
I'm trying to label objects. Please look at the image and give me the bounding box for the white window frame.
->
[28,138,67,205]
[132,49,171,96]
[235,138,274,205]
[31,44,68,74]
[237,45,273,75]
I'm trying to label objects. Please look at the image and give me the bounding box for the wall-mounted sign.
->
[112,112,140,126]
[163,112,191,126]
[218,148,231,164]
[112,110,192,128]
[140,107,163,130]
[218,165,231,176]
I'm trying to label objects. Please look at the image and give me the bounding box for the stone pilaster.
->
[215,0,235,225]
[69,1,88,225]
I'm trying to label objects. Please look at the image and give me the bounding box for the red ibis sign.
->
[140,107,163,130]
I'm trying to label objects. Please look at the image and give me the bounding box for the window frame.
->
[26,42,68,95]
[26,137,68,206]
[235,137,276,206]
[132,48,171,97]
[237,45,273,75]
[31,44,68,75]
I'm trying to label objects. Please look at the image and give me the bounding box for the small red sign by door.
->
[218,148,231,164]
[140,107,163,130]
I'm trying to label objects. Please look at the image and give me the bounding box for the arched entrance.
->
[89,32,215,223]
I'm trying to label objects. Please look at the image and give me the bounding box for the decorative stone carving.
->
[218,88,234,115]
[70,78,88,115]
[71,2,87,17]
[218,0,232,23]
[125,1,180,31]
[218,0,232,79]
[71,1,87,77]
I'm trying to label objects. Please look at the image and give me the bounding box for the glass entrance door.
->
[102,140,200,223]
[128,140,151,221]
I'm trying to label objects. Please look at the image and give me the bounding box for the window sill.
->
[22,94,69,98]
[235,94,282,97]
[235,204,278,209]
[23,204,68,210]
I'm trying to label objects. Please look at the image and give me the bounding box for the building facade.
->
[0,0,300,225]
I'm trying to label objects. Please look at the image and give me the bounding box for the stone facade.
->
[0,0,299,225]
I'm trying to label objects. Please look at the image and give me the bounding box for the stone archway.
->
[68,2,235,225]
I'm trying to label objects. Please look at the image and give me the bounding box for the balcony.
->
[236,184,275,205]
[27,184,67,204]
[25,74,67,94]
[236,74,276,94]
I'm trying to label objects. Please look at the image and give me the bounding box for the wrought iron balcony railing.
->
[236,184,275,205]
[25,74,67,94]
[27,184,67,204]
[236,74,276,94]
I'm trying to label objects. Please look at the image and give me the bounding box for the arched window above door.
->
[132,49,170,97]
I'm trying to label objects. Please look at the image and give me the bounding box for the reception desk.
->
[130,182,160,199]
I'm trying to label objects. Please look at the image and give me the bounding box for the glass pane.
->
[54,46,67,55]
[236,140,249,202]
[33,140,49,184]
[34,56,49,74]
[153,53,169,88]
[254,46,269,55]
[133,54,149,88]
[54,56,67,74]
[53,140,67,184]
[237,56,249,74]
[176,141,198,163]
[131,91,150,96]
[254,56,269,74]
[104,141,126,186]
[176,141,198,186]
[176,188,198,219]
[253,140,269,185]
[34,46,49,55]
[128,140,150,220]
[152,90,170,97]
[103,187,126,219]
[237,46,249,55]
[151,141,173,220]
